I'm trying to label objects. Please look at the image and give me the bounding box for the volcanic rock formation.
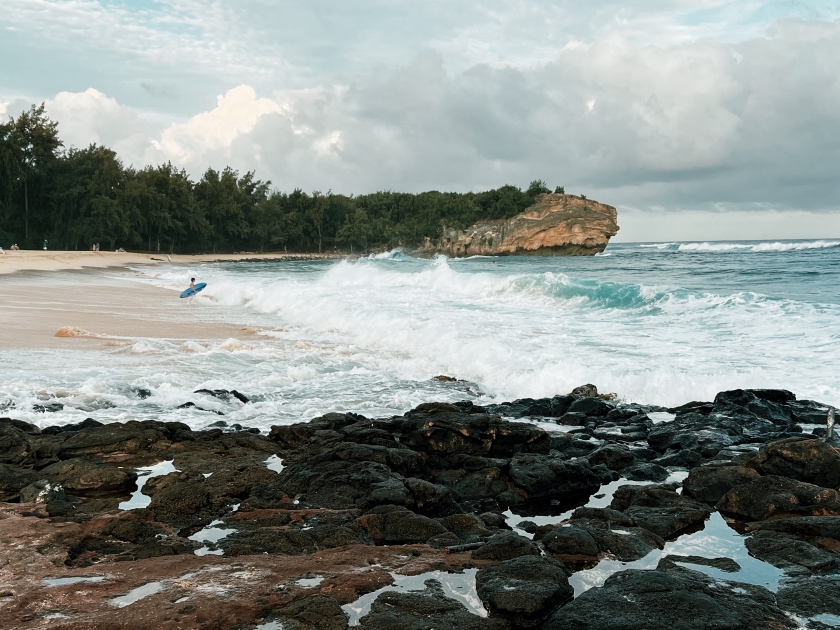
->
[419,193,619,257]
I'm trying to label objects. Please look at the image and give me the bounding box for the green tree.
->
[54,145,138,250]
[9,104,63,245]
[526,179,551,197]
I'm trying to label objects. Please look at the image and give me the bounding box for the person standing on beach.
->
[42,239,48,250]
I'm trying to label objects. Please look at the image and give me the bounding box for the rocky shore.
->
[1,387,838,629]
[418,193,619,257]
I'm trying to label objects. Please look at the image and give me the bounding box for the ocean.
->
[3,239,839,430]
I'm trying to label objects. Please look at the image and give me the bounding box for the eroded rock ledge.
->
[0,388,838,629]
[417,193,619,257]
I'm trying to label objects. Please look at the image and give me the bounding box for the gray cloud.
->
[166,18,835,216]
[4,4,840,238]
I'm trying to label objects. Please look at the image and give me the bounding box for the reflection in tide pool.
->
[569,512,785,596]
[110,581,164,608]
[189,520,236,556]
[504,470,688,538]
[264,454,284,473]
[341,569,485,625]
[43,576,106,587]
[118,460,177,510]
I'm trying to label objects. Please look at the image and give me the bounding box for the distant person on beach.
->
[10,244,19,250]
[0,247,4,254]
[42,239,48,250]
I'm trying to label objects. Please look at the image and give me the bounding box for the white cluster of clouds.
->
[2,1,840,238]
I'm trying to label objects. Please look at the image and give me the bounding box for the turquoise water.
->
[2,239,838,430]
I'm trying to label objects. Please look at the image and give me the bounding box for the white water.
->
[2,243,839,430]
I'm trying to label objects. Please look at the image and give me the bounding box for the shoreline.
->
[0,250,344,275]
[0,263,259,349]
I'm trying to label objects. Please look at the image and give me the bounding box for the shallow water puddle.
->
[265,454,284,473]
[505,472,686,538]
[341,569,485,625]
[189,520,236,556]
[43,576,106,587]
[810,613,840,627]
[110,581,164,608]
[647,411,676,423]
[118,460,178,510]
[295,576,324,588]
[568,512,785,596]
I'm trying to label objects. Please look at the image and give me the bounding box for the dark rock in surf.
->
[437,513,494,543]
[0,463,41,501]
[33,403,64,413]
[476,555,573,627]
[747,437,840,489]
[745,515,840,540]
[20,479,67,504]
[543,563,797,630]
[264,595,349,630]
[508,453,601,505]
[355,506,447,544]
[587,444,635,471]
[716,475,840,521]
[359,579,510,630]
[683,464,761,503]
[471,531,540,561]
[194,388,250,404]
[541,525,600,557]
[571,384,599,398]
[621,462,669,482]
[744,530,840,574]
[660,554,741,573]
[776,575,840,619]
[609,484,711,539]
[567,396,614,418]
[567,518,665,562]
[40,458,138,497]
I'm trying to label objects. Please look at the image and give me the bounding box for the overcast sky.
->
[2,0,839,241]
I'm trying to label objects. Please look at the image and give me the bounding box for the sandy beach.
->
[0,250,335,349]
[0,249,339,275]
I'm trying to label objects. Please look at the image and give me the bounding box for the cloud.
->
[37,16,840,238]
[6,0,840,122]
[150,85,282,164]
[45,88,152,160]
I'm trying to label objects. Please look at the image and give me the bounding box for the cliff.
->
[417,193,619,257]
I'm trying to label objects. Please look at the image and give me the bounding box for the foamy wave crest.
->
[639,242,678,250]
[644,240,840,253]
[367,249,411,260]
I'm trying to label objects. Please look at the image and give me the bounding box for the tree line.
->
[0,104,565,253]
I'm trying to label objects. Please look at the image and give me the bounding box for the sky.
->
[2,0,839,241]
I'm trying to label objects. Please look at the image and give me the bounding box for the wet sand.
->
[0,268,254,349]
[0,250,342,348]
[0,249,338,275]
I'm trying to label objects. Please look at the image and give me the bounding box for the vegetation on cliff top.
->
[0,104,566,253]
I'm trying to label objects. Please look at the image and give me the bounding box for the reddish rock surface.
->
[0,504,480,629]
[419,193,618,257]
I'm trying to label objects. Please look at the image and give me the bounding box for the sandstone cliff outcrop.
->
[418,193,618,257]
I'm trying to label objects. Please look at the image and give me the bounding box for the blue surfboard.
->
[180,282,207,298]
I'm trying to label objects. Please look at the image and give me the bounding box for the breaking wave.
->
[639,240,840,253]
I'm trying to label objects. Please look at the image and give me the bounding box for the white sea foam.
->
[638,240,840,253]
[2,248,839,431]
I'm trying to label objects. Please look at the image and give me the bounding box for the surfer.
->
[190,277,196,292]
